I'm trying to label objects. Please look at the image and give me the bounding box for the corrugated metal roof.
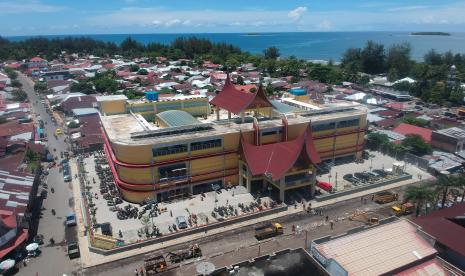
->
[270,100,300,114]
[156,110,201,127]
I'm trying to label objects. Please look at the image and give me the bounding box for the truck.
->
[166,244,202,263]
[373,191,398,204]
[67,242,80,259]
[144,255,167,275]
[255,222,283,240]
[392,202,415,216]
[65,213,76,227]
[316,181,334,193]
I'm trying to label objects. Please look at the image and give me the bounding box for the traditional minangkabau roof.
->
[209,74,273,114]
[241,126,321,181]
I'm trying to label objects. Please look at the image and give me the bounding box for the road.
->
[17,74,81,276]
[83,192,399,276]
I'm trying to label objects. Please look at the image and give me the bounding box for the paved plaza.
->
[83,155,272,243]
[317,150,432,192]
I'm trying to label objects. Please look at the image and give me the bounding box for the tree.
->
[236,76,245,85]
[34,82,47,93]
[361,41,385,74]
[11,79,22,88]
[0,116,6,124]
[264,46,280,60]
[12,90,28,102]
[424,49,443,66]
[449,86,463,105]
[434,175,461,209]
[3,67,17,79]
[138,69,148,75]
[386,43,412,79]
[404,185,434,217]
[366,132,390,148]
[129,64,140,72]
[402,117,428,127]
[71,81,95,95]
[401,134,432,156]
[341,48,362,76]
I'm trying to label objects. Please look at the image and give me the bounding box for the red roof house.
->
[393,123,432,143]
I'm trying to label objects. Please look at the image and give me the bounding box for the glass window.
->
[337,119,360,128]
[312,122,335,132]
[152,144,188,157]
[191,139,222,151]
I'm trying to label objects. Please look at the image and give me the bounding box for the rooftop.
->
[435,127,465,139]
[314,219,437,276]
[156,110,201,127]
[101,105,366,145]
[95,95,128,102]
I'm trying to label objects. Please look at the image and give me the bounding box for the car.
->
[67,242,80,259]
[66,213,77,227]
[354,172,370,181]
[176,216,188,229]
[100,222,113,236]
[343,174,358,183]
[373,169,387,177]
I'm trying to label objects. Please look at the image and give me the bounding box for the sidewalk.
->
[70,158,432,268]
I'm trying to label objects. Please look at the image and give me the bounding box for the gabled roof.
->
[209,75,273,114]
[393,123,432,143]
[414,203,465,257]
[241,126,320,180]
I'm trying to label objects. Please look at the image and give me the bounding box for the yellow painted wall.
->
[118,166,154,185]
[112,142,153,164]
[100,100,126,115]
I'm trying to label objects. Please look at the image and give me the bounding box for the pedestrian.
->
[135,269,139,276]
[330,221,334,230]
[292,224,296,232]
[325,215,329,222]
[140,267,144,276]
[364,198,367,205]
[361,196,364,203]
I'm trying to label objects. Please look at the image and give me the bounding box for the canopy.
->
[0,259,15,271]
[26,242,39,251]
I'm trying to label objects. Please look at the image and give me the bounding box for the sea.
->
[6,32,465,62]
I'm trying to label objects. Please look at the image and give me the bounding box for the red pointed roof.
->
[209,75,273,114]
[241,126,321,180]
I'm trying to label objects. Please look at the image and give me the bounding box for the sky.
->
[2,0,465,36]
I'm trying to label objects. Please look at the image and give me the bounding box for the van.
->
[176,216,188,229]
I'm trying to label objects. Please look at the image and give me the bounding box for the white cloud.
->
[165,19,181,27]
[0,0,65,14]
[387,6,429,12]
[316,20,332,31]
[182,20,192,26]
[288,6,307,21]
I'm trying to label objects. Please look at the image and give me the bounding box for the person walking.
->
[330,221,334,230]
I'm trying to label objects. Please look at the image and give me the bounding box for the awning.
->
[0,229,28,259]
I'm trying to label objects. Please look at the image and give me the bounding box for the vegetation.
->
[264,46,280,60]
[34,82,48,93]
[401,134,432,156]
[404,185,435,217]
[12,89,28,102]
[0,116,6,124]
[402,116,428,127]
[71,81,95,95]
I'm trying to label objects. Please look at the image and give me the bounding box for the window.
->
[159,163,187,180]
[157,102,182,111]
[312,122,335,132]
[337,119,360,128]
[152,144,188,157]
[184,101,207,107]
[262,130,277,136]
[190,139,222,151]
[131,104,153,113]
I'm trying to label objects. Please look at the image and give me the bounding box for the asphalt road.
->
[84,193,399,276]
[17,74,81,276]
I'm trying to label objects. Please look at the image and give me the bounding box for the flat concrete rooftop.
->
[101,105,366,145]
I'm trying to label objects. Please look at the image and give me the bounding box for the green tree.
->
[264,46,280,60]
[11,79,22,88]
[34,82,47,93]
[449,86,463,105]
[424,49,443,66]
[386,43,412,79]
[236,76,245,85]
[4,67,18,79]
[129,64,140,72]
[403,117,428,127]
[0,116,6,124]
[341,48,362,76]
[404,185,434,217]
[434,175,461,209]
[12,89,28,102]
[361,41,385,74]
[366,132,390,148]
[401,134,432,156]
[71,81,95,95]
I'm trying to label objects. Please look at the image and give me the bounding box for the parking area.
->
[81,151,275,243]
[316,150,432,193]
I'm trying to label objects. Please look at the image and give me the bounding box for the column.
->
[241,111,245,123]
[246,177,251,193]
[228,111,231,120]
[239,162,244,186]
[216,107,220,121]
[279,178,285,202]
[310,168,316,198]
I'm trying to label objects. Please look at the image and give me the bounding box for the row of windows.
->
[184,101,208,107]
[157,102,182,110]
[191,139,222,151]
[261,129,283,136]
[131,105,153,113]
[152,144,188,157]
[312,119,360,132]
[153,139,222,157]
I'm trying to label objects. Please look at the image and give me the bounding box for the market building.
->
[98,77,367,203]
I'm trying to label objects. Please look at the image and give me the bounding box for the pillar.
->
[216,107,220,121]
[188,184,194,194]
[279,178,285,202]
[246,177,251,193]
[239,162,244,186]
[310,169,317,198]
[241,111,245,123]
[228,111,231,120]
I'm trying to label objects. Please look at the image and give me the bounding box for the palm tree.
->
[404,185,435,217]
[434,175,461,208]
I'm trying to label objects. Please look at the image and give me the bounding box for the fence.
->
[375,144,430,171]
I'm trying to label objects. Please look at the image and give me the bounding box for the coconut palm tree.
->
[434,175,461,208]
[404,185,435,217]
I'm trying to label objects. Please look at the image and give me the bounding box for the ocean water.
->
[6,32,465,61]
